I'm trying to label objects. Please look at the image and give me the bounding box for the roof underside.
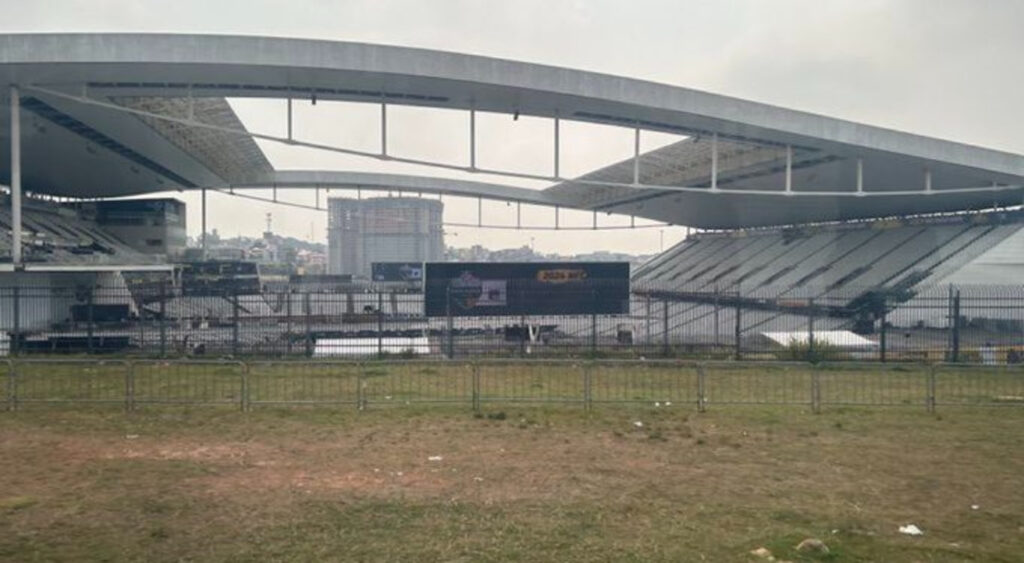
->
[0,33,1022,228]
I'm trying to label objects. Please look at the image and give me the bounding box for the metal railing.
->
[3,282,1024,362]
[3,358,1024,413]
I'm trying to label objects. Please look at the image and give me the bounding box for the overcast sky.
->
[3,0,1023,255]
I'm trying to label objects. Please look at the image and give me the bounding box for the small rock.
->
[749,546,774,559]
[795,538,829,554]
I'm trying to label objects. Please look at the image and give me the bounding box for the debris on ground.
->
[898,524,924,536]
[971,504,980,510]
[749,546,773,559]
[633,421,644,428]
[428,455,443,462]
[125,434,139,440]
[795,538,829,554]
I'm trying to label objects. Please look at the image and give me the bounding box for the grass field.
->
[2,404,1024,561]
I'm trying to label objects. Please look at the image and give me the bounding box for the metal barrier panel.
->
[935,364,1024,407]
[703,362,812,406]
[246,361,361,407]
[362,361,474,406]
[587,360,699,406]
[476,360,586,405]
[818,362,929,407]
[11,359,129,407]
[131,360,244,408]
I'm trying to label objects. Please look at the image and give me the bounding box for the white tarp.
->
[761,330,877,349]
[313,337,431,357]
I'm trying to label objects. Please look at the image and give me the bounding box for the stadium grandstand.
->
[1,33,1023,357]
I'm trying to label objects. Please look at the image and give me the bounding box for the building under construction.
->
[327,197,444,279]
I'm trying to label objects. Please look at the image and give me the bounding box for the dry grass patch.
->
[1,406,1023,561]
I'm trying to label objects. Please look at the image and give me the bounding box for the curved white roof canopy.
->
[1,33,1023,228]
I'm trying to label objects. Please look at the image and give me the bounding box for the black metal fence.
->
[3,359,1024,412]
[2,282,1023,363]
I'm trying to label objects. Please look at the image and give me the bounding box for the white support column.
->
[630,215,636,228]
[555,205,560,230]
[633,127,641,185]
[477,197,482,227]
[286,96,293,142]
[516,201,521,229]
[380,101,388,156]
[592,210,597,230]
[469,108,476,169]
[925,168,932,193]
[710,132,718,191]
[10,85,21,265]
[553,114,560,179]
[785,145,793,193]
[200,188,207,259]
[856,158,864,194]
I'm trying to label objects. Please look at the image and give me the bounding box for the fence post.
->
[472,362,480,412]
[87,288,95,355]
[377,292,384,359]
[304,292,312,358]
[285,290,293,356]
[519,314,527,357]
[11,287,19,357]
[159,280,167,358]
[583,362,592,411]
[946,288,954,364]
[697,363,707,412]
[927,364,937,413]
[734,299,742,361]
[662,299,670,357]
[124,361,135,413]
[808,298,816,362]
[445,283,454,359]
[231,288,240,357]
[590,290,598,355]
[880,311,888,363]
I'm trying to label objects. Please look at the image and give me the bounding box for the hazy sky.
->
[3,0,1023,255]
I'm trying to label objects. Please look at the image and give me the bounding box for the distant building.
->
[327,197,444,278]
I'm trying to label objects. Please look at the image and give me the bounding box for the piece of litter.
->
[898,524,924,536]
[971,504,980,510]
[749,546,773,559]
[473,477,484,482]
[633,421,644,428]
[654,402,661,407]
[428,455,443,462]
[373,468,380,473]
[665,401,672,406]
[125,434,139,440]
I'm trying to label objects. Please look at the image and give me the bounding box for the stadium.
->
[2,33,1023,359]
